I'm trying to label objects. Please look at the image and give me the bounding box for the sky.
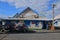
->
[0,0,60,19]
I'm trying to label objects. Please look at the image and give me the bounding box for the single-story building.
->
[0,18,2,30]
[54,15,60,27]
[1,18,52,29]
[0,18,2,25]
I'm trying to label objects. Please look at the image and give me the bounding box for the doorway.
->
[43,21,47,29]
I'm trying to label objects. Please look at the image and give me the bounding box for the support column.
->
[2,21,5,29]
[2,21,5,32]
[46,22,48,30]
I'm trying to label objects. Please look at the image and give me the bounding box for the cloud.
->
[0,0,49,17]
[0,0,60,19]
[0,0,49,9]
[44,0,60,19]
[46,8,60,19]
[55,0,60,9]
[0,13,7,18]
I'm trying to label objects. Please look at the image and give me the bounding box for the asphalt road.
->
[0,33,60,40]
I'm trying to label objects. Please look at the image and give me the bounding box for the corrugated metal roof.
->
[1,17,52,21]
[54,15,60,19]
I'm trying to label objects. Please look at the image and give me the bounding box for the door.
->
[43,21,46,29]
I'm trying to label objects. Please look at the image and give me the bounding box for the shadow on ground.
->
[5,30,36,34]
[1,30,60,34]
[5,31,60,34]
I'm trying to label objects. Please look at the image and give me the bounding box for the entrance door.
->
[43,21,46,29]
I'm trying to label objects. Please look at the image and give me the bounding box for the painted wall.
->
[54,20,60,27]
[24,20,47,29]
[1,20,51,29]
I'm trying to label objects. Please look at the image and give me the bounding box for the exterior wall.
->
[54,20,60,27]
[19,10,38,19]
[24,20,44,29]
[58,21,60,27]
[24,20,50,29]
[1,20,50,30]
[14,8,38,18]
[23,10,38,18]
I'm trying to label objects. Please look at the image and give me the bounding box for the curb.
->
[0,30,60,34]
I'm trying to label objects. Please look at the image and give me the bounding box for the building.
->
[1,7,52,30]
[0,18,2,30]
[54,15,60,27]
[0,18,2,25]
[13,7,53,29]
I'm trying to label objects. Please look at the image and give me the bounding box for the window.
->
[34,15,39,18]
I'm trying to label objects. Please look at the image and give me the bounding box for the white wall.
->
[54,20,60,27]
[23,10,38,18]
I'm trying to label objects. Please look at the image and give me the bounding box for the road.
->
[0,33,60,40]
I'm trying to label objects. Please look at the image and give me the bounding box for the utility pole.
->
[51,4,56,30]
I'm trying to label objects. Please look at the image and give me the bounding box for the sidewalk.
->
[0,30,60,33]
[0,34,8,40]
[34,30,60,33]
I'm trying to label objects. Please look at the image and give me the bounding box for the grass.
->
[28,28,42,30]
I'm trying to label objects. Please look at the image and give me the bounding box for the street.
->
[0,33,60,40]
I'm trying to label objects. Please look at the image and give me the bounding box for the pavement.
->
[0,34,8,40]
[0,30,60,40]
[0,33,60,40]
